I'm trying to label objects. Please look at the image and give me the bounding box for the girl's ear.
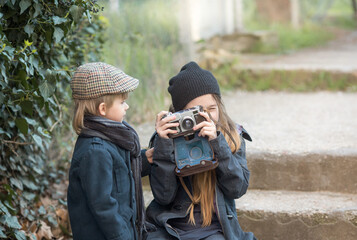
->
[98,102,106,116]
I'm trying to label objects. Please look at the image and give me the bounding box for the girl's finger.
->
[156,111,169,123]
[198,126,217,140]
[193,119,216,131]
[162,122,180,130]
[198,111,211,122]
[163,129,178,136]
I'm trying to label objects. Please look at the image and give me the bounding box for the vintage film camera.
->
[162,105,218,177]
[163,105,205,138]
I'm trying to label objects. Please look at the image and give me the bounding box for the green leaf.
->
[53,27,64,43]
[0,64,7,82]
[10,178,23,191]
[0,164,6,171]
[24,24,34,36]
[29,233,36,240]
[69,5,83,23]
[86,9,92,23]
[29,54,40,71]
[0,226,6,238]
[22,179,39,191]
[15,118,28,135]
[39,81,55,100]
[0,202,10,215]
[33,3,42,18]
[22,192,36,201]
[19,0,31,14]
[0,215,22,229]
[32,134,42,147]
[47,215,57,226]
[38,206,46,215]
[20,100,33,115]
[0,91,4,105]
[52,16,67,25]
[14,230,26,240]
[37,126,50,138]
[45,28,53,45]
[24,117,37,126]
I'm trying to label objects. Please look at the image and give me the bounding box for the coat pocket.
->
[114,167,130,194]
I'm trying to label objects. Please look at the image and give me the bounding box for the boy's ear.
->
[98,102,106,116]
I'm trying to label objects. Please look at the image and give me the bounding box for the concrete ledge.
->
[247,153,357,194]
[237,190,357,240]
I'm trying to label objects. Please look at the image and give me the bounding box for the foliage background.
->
[101,0,182,124]
[0,0,105,239]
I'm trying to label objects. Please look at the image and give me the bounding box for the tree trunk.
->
[352,0,357,20]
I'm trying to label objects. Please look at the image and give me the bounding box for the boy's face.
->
[101,96,129,122]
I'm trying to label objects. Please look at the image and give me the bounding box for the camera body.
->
[161,105,218,176]
[174,132,218,177]
[163,105,205,138]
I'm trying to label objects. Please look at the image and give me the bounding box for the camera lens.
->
[182,117,194,130]
[190,147,203,160]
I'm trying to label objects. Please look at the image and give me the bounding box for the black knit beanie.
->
[168,62,221,111]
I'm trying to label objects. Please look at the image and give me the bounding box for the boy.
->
[67,62,151,240]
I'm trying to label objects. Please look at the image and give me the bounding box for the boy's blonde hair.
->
[72,93,128,135]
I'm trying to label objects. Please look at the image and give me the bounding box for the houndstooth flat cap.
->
[71,62,139,99]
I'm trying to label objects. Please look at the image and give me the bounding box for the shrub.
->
[0,0,105,239]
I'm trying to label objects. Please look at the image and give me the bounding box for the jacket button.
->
[173,205,182,210]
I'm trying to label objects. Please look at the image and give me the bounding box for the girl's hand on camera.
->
[156,111,179,139]
[193,111,217,141]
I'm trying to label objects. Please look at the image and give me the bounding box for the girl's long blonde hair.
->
[72,93,128,134]
[187,94,241,227]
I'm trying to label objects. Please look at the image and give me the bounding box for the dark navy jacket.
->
[67,136,149,240]
[146,126,256,240]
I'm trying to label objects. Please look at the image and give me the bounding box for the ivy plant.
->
[0,0,105,239]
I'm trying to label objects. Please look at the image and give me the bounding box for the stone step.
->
[223,91,357,193]
[143,189,357,240]
[202,31,357,91]
[231,31,357,92]
[247,152,357,194]
[236,190,357,240]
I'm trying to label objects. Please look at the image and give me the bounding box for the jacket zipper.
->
[215,186,226,237]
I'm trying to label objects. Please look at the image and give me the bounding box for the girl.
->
[146,62,256,240]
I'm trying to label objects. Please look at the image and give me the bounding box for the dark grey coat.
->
[146,126,256,240]
[68,135,152,240]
